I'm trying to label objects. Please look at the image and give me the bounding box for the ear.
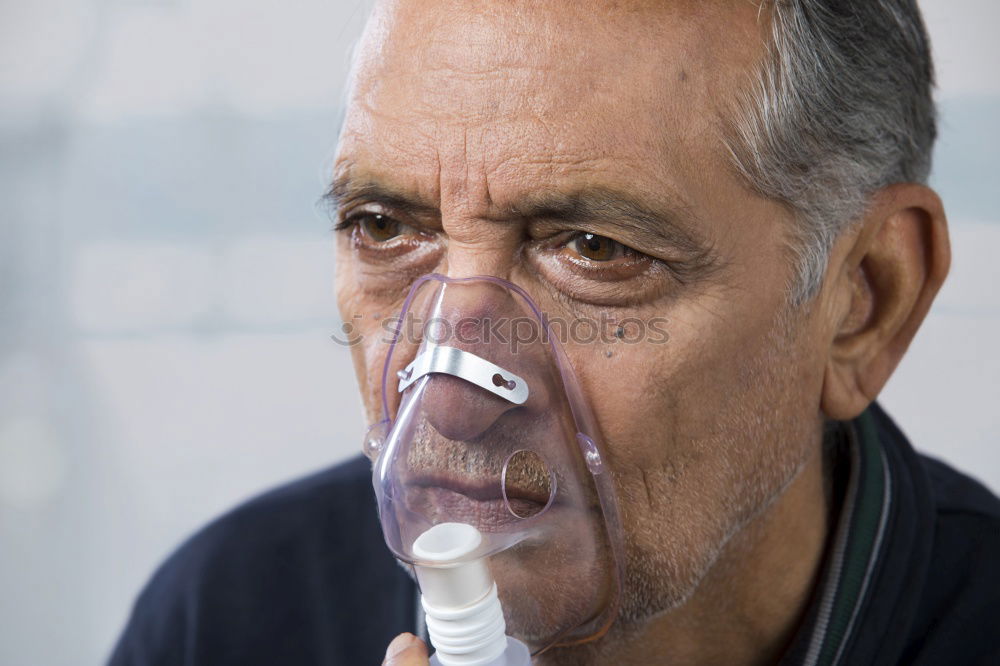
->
[820,184,950,420]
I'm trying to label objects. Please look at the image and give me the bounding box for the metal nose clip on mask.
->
[365,274,625,655]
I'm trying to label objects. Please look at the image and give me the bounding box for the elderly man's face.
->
[333,0,829,635]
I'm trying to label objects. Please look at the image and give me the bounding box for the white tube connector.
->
[413,523,531,666]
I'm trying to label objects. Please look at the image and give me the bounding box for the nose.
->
[414,281,546,442]
[422,373,517,442]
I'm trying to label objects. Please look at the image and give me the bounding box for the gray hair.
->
[723,0,936,304]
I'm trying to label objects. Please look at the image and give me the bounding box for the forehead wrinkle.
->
[362,2,676,125]
[345,98,443,160]
[353,5,740,176]
[361,0,769,139]
[343,0,775,249]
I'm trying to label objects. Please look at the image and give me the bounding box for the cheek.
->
[580,300,810,514]
[335,261,397,424]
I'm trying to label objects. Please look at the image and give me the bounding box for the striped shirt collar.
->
[782,409,893,666]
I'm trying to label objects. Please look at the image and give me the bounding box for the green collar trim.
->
[802,409,893,666]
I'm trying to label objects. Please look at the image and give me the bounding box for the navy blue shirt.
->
[109,404,1000,665]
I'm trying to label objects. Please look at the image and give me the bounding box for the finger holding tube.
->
[383,633,430,666]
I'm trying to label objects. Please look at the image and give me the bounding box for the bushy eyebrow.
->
[323,175,719,276]
[509,188,710,259]
[321,177,440,219]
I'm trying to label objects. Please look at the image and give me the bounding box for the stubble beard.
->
[611,301,819,635]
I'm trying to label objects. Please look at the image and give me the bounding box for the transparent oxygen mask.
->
[364,274,625,654]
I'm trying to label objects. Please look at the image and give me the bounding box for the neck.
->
[543,436,835,666]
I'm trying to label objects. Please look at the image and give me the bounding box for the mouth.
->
[405,474,554,531]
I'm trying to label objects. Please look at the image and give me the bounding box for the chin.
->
[490,532,615,648]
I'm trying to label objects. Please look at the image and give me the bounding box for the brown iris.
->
[572,232,619,261]
[359,214,401,242]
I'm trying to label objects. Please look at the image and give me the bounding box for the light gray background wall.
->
[0,2,996,664]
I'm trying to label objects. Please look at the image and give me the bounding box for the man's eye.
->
[359,213,403,242]
[568,232,625,262]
